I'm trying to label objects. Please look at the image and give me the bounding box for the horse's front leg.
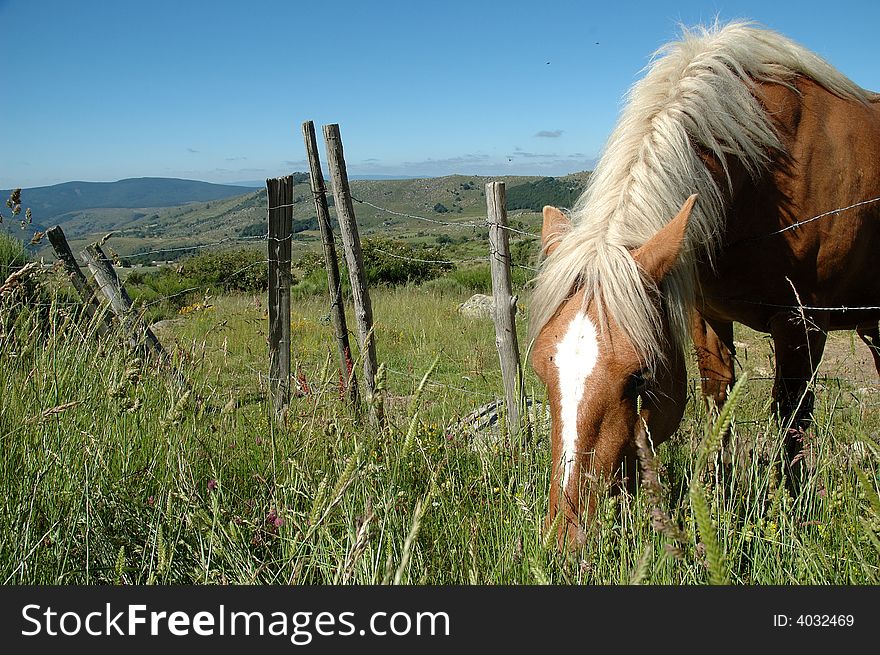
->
[768,312,828,465]
[690,311,736,409]
[856,322,880,377]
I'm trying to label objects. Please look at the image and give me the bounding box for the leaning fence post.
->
[266,175,294,421]
[47,225,113,335]
[80,242,165,360]
[302,120,360,409]
[486,181,526,441]
[322,123,383,426]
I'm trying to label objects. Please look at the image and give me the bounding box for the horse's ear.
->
[632,194,697,283]
[541,206,570,256]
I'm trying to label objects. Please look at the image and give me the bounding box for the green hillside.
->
[7,172,591,265]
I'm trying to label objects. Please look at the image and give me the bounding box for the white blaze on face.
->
[555,312,599,491]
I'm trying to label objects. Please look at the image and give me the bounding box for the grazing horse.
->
[529,22,880,547]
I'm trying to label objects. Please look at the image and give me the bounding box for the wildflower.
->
[207,479,218,492]
[266,509,284,529]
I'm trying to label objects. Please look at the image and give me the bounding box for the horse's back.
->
[698,78,880,332]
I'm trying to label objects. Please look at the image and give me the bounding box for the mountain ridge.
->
[2,178,254,223]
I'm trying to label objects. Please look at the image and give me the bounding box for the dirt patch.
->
[732,326,878,389]
[819,330,878,387]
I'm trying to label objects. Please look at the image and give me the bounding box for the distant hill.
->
[229,175,418,186]
[6,171,591,263]
[2,178,255,224]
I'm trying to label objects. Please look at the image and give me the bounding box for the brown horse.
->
[528,22,880,547]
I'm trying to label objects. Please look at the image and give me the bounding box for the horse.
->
[528,22,880,547]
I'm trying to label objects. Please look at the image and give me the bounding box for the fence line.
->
[11,141,880,435]
[351,196,486,229]
[370,246,488,267]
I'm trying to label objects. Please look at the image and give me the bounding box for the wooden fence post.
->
[47,225,113,335]
[80,242,166,360]
[266,175,294,421]
[486,181,526,441]
[322,123,383,426]
[301,120,359,408]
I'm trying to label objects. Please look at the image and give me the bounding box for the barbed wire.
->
[8,186,879,393]
[139,259,270,308]
[370,246,488,267]
[716,297,880,313]
[351,196,485,229]
[748,195,880,241]
[351,195,540,239]
[123,234,268,260]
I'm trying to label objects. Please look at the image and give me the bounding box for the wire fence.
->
[352,194,541,238]
[3,180,879,420]
[2,183,546,419]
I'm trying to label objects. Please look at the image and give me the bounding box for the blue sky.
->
[2,0,879,188]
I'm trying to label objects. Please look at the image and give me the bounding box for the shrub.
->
[444,264,531,293]
[291,238,454,295]
[360,238,452,286]
[127,248,270,320]
[178,248,269,293]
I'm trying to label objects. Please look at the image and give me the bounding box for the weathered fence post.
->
[486,181,526,441]
[322,123,383,426]
[80,242,165,360]
[47,225,113,335]
[302,120,359,408]
[266,175,294,421]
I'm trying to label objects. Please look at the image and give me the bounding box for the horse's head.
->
[531,196,697,548]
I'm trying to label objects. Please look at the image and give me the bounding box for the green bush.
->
[443,264,532,293]
[291,267,334,300]
[360,238,452,286]
[178,248,269,293]
[127,248,270,320]
[293,239,453,294]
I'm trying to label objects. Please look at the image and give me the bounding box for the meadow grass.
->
[1,284,878,585]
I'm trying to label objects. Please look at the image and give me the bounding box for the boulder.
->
[457,293,495,319]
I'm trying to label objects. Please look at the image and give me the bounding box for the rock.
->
[446,398,550,452]
[457,294,495,319]
[150,318,186,332]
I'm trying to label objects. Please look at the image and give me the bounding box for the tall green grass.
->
[1,286,878,584]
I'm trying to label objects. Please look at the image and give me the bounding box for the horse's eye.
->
[626,369,651,396]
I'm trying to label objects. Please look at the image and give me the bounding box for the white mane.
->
[528,21,870,369]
